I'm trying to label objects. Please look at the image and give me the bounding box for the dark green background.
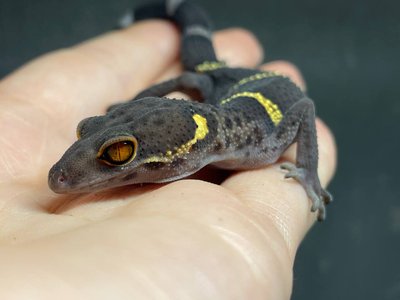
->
[1,0,399,299]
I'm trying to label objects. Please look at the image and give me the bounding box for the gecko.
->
[48,0,332,221]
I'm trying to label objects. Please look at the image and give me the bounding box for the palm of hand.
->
[0,22,335,299]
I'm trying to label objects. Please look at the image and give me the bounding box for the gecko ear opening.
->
[97,136,138,166]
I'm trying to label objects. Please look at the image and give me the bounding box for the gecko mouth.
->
[48,165,139,194]
[47,151,208,194]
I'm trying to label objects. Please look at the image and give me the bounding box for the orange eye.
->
[98,137,138,166]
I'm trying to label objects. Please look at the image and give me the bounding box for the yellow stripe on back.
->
[220,92,283,125]
[145,113,209,163]
[231,71,280,90]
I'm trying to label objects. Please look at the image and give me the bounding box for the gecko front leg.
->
[106,72,213,112]
[133,71,214,100]
[274,98,333,221]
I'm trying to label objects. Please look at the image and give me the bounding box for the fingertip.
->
[316,118,337,186]
[214,28,264,67]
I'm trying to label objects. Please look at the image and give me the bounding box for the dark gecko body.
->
[48,0,332,220]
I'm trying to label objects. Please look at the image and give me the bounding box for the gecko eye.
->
[97,136,138,166]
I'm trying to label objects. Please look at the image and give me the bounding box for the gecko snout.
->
[48,166,70,193]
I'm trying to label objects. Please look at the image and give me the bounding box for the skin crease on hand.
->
[0,21,336,300]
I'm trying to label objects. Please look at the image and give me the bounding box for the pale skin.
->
[0,21,336,299]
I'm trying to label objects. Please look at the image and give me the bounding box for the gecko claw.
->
[280,162,330,222]
[317,204,326,221]
[309,189,321,212]
[322,189,333,205]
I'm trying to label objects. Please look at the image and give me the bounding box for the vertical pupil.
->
[107,141,133,163]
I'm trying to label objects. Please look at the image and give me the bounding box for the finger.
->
[217,28,264,67]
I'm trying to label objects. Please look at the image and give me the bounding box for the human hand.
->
[0,21,336,299]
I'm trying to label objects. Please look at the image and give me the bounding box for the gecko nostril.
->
[58,174,66,184]
[48,166,70,192]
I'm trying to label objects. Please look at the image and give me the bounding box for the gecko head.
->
[48,130,141,194]
[48,98,210,194]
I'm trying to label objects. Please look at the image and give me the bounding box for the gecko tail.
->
[132,0,218,71]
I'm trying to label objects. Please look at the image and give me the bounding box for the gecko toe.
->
[281,162,305,181]
[309,189,321,212]
[280,162,296,171]
[317,204,326,222]
[308,188,327,221]
[281,161,331,221]
[322,189,333,205]
[284,169,305,181]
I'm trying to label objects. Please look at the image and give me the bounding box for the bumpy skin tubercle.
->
[48,0,332,221]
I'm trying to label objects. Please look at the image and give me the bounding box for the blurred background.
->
[0,0,399,298]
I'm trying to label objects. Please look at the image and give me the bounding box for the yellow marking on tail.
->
[195,61,226,72]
